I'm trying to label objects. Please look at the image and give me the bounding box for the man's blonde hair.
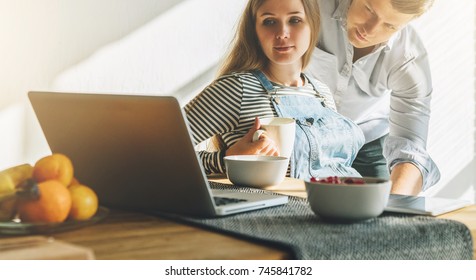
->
[391,0,434,17]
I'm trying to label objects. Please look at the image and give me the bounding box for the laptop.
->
[28,91,288,217]
[384,194,472,216]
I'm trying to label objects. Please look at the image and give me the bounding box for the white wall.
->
[0,0,247,167]
[0,0,183,108]
[411,0,475,201]
[0,0,189,166]
[0,0,474,202]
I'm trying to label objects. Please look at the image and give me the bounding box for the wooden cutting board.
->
[0,235,95,260]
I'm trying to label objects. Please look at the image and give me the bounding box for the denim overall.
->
[252,70,364,180]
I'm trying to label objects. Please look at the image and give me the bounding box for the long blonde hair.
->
[217,0,320,77]
[391,0,434,17]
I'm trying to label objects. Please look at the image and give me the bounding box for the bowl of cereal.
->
[305,176,391,222]
[224,155,289,188]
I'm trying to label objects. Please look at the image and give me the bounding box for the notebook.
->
[384,194,472,216]
[28,91,288,217]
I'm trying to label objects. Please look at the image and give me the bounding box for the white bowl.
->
[305,177,391,222]
[224,155,289,188]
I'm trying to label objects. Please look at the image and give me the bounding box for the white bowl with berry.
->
[305,176,391,222]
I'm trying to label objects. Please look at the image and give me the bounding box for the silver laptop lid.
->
[28,92,217,216]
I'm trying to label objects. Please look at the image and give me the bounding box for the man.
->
[306,0,440,195]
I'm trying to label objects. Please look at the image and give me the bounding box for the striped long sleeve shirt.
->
[185,71,335,174]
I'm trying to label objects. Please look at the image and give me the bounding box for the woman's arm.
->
[185,75,243,174]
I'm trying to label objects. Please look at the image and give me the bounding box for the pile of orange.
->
[18,153,98,223]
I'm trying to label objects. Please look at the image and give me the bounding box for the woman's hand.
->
[225,117,279,156]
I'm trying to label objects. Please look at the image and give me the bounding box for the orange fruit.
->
[68,177,80,188]
[33,153,74,187]
[18,180,72,223]
[68,184,98,221]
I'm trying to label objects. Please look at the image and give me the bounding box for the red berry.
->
[312,176,367,184]
[343,178,366,184]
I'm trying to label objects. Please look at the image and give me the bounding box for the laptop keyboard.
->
[213,196,248,206]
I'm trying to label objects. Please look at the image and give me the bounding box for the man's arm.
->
[385,27,440,193]
[390,162,423,195]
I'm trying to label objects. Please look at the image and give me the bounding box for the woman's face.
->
[255,0,310,69]
[347,0,414,49]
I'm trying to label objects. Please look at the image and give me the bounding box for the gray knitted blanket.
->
[160,182,473,260]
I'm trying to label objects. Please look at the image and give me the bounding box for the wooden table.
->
[2,178,475,259]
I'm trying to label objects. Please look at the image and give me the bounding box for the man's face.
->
[347,0,414,49]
